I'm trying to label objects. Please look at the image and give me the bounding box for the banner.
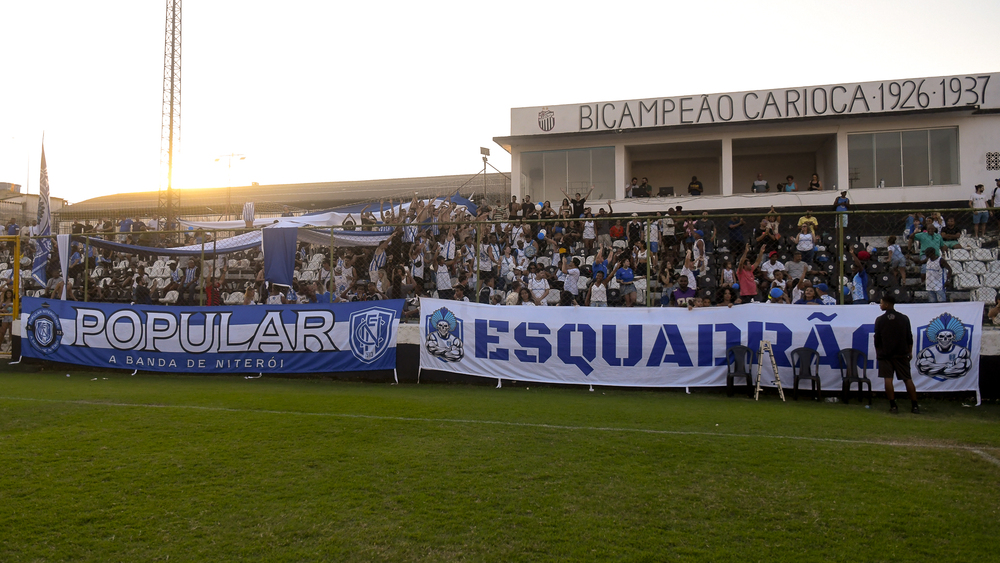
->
[419,299,982,393]
[20,297,403,374]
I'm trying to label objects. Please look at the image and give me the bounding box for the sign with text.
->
[419,299,981,392]
[20,297,403,374]
[511,73,998,136]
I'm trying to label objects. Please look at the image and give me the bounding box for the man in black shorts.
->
[874,294,919,414]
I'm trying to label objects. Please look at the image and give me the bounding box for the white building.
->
[494,72,1000,211]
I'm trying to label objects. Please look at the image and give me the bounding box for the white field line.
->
[970,449,1000,467]
[0,395,997,459]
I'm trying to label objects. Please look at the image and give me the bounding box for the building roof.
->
[56,172,511,221]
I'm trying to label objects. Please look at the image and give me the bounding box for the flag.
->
[32,143,52,286]
[242,201,255,224]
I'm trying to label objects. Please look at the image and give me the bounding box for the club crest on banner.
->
[26,305,63,355]
[916,312,973,381]
[349,307,396,363]
[538,108,555,132]
[425,306,464,362]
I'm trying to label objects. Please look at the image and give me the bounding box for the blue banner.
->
[20,297,402,374]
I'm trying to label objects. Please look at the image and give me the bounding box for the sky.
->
[1,0,997,204]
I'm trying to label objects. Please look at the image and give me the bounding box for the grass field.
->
[1,366,999,562]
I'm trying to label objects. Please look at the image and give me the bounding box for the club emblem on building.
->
[538,108,555,132]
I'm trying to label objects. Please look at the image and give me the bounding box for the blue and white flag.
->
[242,201,255,224]
[32,143,52,286]
[20,297,404,374]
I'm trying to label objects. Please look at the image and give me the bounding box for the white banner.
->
[419,299,982,393]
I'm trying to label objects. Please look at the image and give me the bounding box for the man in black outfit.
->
[874,294,919,414]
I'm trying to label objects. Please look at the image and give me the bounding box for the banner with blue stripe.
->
[20,297,402,374]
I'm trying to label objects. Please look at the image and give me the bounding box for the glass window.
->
[929,128,959,185]
[875,132,902,188]
[901,130,929,187]
[848,134,875,189]
[542,152,567,205]
[847,128,959,188]
[520,147,616,203]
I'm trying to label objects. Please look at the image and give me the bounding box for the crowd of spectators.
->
[1,181,999,350]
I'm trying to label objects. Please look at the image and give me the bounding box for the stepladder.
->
[754,340,785,402]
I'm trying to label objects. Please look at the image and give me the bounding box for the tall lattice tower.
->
[157,0,181,232]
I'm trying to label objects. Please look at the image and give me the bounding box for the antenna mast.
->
[157,0,181,233]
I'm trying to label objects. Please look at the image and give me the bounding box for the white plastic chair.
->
[160,290,179,304]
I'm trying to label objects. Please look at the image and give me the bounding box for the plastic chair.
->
[790,347,822,401]
[726,346,754,397]
[837,348,872,405]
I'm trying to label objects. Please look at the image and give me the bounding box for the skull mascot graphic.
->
[916,313,972,379]
[425,307,464,362]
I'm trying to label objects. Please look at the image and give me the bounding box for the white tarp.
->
[419,299,982,393]
[180,211,351,230]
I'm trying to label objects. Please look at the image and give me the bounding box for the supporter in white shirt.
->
[760,252,786,280]
[527,271,550,306]
[561,257,581,301]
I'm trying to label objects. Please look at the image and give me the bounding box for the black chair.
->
[876,272,894,288]
[889,286,912,303]
[837,349,872,405]
[791,347,822,401]
[868,287,883,303]
[607,288,621,306]
[726,346,755,397]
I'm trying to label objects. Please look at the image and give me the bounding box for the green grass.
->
[1,367,998,562]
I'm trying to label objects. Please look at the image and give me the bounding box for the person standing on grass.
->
[874,294,919,414]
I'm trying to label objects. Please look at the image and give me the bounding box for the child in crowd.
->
[887,235,906,284]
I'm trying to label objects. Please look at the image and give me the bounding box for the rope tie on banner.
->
[496,378,502,389]
[393,369,398,385]
[245,373,263,379]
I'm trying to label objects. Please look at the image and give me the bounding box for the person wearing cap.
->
[833,190,850,228]
[874,293,919,414]
[848,248,870,304]
[815,283,837,305]
[695,211,716,252]
[760,250,785,281]
[970,183,990,239]
[990,178,1000,211]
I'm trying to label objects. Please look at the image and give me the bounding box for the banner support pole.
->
[199,240,206,306]
[83,238,89,302]
[838,211,845,304]
[330,226,336,303]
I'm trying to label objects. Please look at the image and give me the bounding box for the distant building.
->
[0,182,21,194]
[55,172,511,226]
[494,72,1000,213]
